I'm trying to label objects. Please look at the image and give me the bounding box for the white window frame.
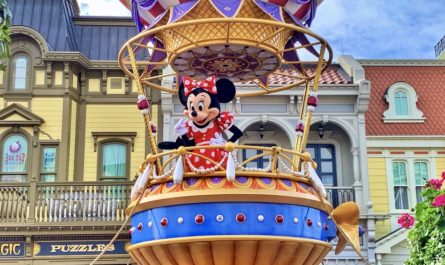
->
[383,82,424,123]
[387,157,433,214]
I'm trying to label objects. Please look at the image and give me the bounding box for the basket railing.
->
[0,180,353,224]
[141,143,310,184]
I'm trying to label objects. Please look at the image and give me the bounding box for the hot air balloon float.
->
[116,0,366,264]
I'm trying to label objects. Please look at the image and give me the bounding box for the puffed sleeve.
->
[216,112,234,131]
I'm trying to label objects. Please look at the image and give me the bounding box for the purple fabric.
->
[254,0,284,22]
[131,0,145,31]
[295,0,311,4]
[294,32,319,58]
[146,39,167,73]
[169,0,199,23]
[135,0,157,8]
[283,38,303,73]
[210,0,243,17]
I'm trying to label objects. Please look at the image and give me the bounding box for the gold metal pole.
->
[292,80,311,165]
[127,44,162,173]
[299,44,326,153]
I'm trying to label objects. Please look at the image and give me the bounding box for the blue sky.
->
[78,0,445,60]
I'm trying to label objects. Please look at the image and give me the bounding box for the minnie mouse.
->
[158,76,242,171]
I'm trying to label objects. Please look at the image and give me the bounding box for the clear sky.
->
[77,0,445,60]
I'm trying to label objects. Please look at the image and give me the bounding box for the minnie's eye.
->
[198,102,204,111]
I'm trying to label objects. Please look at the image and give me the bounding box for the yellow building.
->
[362,60,445,265]
[0,0,161,264]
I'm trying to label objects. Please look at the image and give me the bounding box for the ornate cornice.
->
[359,59,445,66]
[10,26,50,54]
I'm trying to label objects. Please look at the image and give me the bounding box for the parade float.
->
[105,0,366,264]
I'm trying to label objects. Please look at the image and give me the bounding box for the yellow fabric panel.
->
[368,157,390,213]
[68,101,77,181]
[88,79,101,92]
[32,98,63,140]
[35,70,45,85]
[84,104,146,181]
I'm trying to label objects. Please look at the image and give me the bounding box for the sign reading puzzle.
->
[34,241,128,256]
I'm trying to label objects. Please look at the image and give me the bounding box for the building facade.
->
[0,0,161,264]
[362,60,445,265]
[160,56,384,264]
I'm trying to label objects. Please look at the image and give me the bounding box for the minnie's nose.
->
[191,111,197,117]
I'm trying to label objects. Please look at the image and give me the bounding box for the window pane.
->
[2,134,28,173]
[13,55,29,90]
[395,91,408,116]
[41,147,57,173]
[414,161,428,185]
[41,174,56,182]
[321,161,333,173]
[416,187,424,203]
[320,148,332,159]
[394,187,409,209]
[321,174,334,185]
[102,143,127,177]
[393,161,407,185]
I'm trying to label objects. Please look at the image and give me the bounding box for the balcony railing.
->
[0,180,354,224]
[0,180,133,223]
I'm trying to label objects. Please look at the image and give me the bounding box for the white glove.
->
[174,119,188,136]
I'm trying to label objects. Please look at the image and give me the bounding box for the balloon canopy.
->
[119,0,320,32]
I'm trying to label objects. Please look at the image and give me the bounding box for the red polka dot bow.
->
[183,76,217,97]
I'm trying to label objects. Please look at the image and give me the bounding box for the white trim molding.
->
[383,82,424,123]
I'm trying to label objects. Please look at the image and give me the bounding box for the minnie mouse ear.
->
[216,78,236,103]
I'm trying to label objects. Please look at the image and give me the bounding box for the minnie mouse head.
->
[179,76,236,127]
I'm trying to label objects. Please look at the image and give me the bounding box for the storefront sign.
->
[0,242,26,258]
[33,240,129,256]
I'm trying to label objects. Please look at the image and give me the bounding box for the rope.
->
[89,167,154,265]
[126,257,133,265]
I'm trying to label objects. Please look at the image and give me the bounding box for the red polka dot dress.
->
[185,112,234,171]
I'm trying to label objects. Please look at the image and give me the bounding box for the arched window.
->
[100,141,128,181]
[12,54,30,90]
[383,82,424,122]
[394,90,408,116]
[1,134,29,182]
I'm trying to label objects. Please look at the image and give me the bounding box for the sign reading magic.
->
[34,241,129,256]
[0,242,26,258]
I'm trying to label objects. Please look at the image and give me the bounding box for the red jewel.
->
[236,213,246,223]
[195,214,205,224]
[275,215,284,224]
[306,219,313,227]
[324,223,329,231]
[160,218,168,227]
[137,223,143,231]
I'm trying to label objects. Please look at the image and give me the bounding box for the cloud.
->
[310,0,445,60]
[78,0,130,16]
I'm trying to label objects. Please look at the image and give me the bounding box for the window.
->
[40,146,57,182]
[393,161,409,210]
[100,142,128,181]
[414,161,428,203]
[391,160,431,211]
[394,91,408,116]
[242,144,273,168]
[12,54,30,90]
[306,144,337,186]
[383,82,424,122]
[1,134,28,182]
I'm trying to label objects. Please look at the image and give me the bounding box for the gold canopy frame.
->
[118,17,333,97]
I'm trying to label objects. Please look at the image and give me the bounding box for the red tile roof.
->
[239,67,352,85]
[365,66,445,136]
